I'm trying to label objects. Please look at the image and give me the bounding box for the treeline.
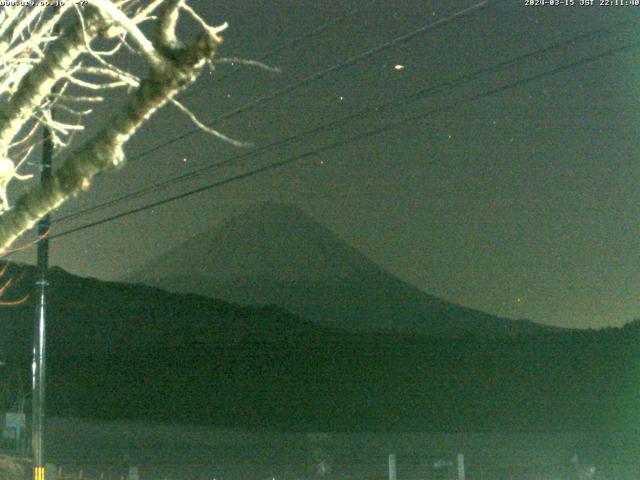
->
[0,263,637,433]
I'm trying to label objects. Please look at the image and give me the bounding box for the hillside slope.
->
[0,263,635,433]
[129,202,559,337]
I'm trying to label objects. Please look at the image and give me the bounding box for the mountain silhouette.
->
[129,202,558,337]
[0,262,635,433]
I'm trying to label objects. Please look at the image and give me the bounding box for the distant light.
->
[394,64,404,70]
[339,96,344,101]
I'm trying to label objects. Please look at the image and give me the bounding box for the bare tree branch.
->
[0,29,223,252]
[0,1,248,253]
[0,8,105,154]
[90,0,165,71]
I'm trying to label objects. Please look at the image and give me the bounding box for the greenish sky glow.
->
[10,1,640,330]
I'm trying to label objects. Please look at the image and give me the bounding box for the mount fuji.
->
[128,202,558,337]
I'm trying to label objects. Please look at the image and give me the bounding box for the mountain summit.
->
[129,202,556,337]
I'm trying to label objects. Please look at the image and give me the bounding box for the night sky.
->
[10,0,640,329]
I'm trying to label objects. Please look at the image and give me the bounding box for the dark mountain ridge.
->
[129,202,561,337]
[0,262,637,433]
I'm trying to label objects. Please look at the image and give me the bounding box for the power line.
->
[126,0,493,164]
[180,0,376,99]
[49,39,640,241]
[53,17,638,225]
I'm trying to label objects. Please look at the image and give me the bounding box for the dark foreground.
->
[0,265,638,433]
[1,417,634,480]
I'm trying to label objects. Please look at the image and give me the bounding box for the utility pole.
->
[32,112,53,480]
[32,11,60,478]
